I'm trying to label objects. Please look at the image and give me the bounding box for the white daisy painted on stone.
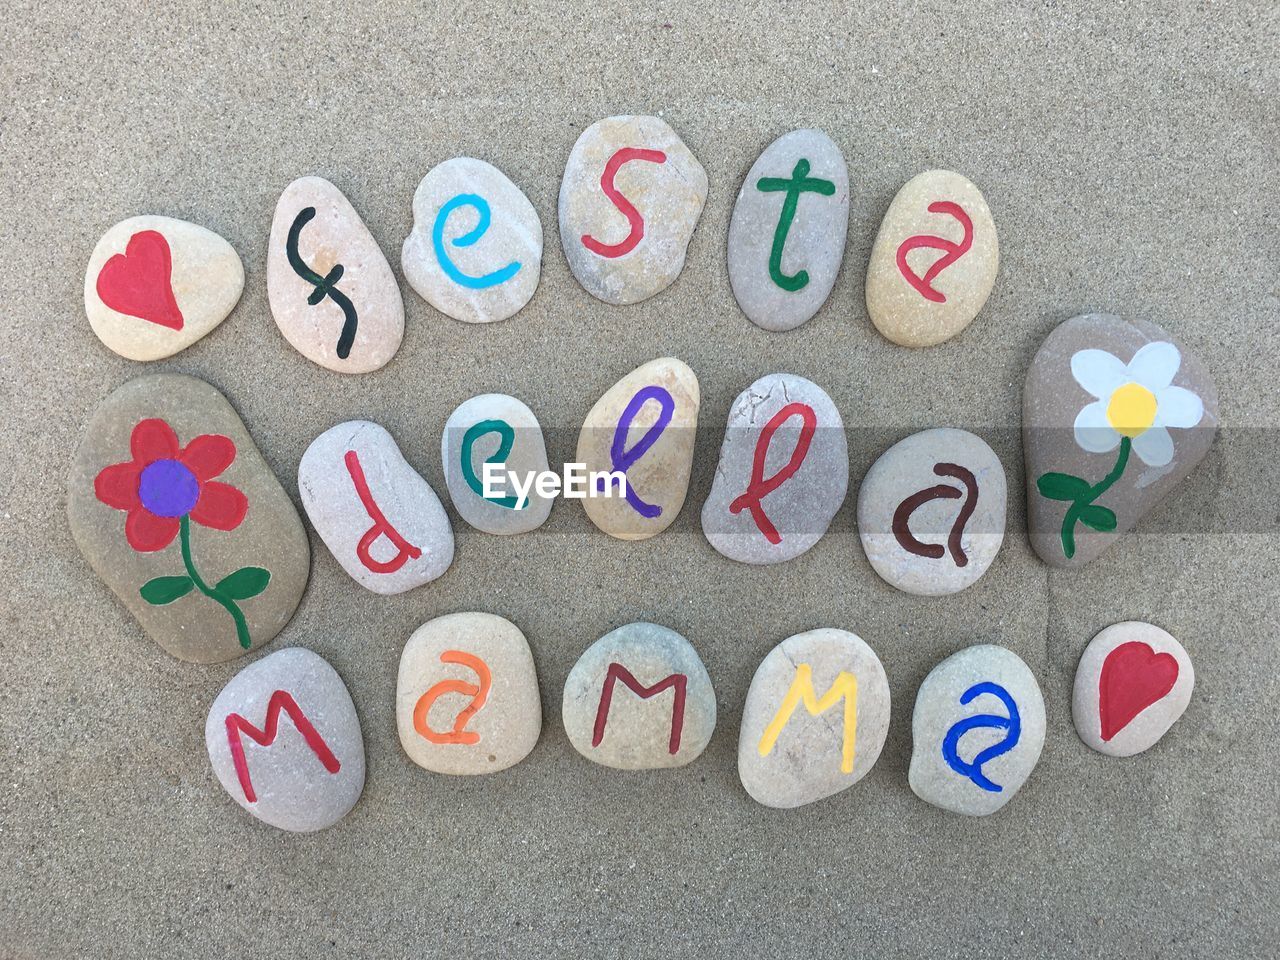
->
[1070,341,1204,467]
[1037,340,1205,559]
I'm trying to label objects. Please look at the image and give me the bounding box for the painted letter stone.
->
[401,157,543,324]
[442,394,554,535]
[908,645,1046,817]
[738,628,890,809]
[562,622,715,770]
[1073,621,1194,757]
[702,373,848,564]
[1024,313,1218,567]
[397,612,542,775]
[857,428,1006,596]
[728,128,849,332]
[206,647,365,833]
[298,420,454,595]
[559,115,708,305]
[68,374,309,664]
[85,215,244,361]
[865,170,998,347]
[267,175,404,373]
[576,357,700,541]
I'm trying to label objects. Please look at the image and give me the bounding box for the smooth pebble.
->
[402,157,542,324]
[559,115,708,305]
[908,644,1046,816]
[85,215,244,361]
[397,612,542,774]
[67,374,309,663]
[738,628,889,809]
[858,427,1006,596]
[562,622,715,770]
[1072,621,1194,757]
[865,170,998,347]
[206,647,365,832]
[442,394,553,535]
[576,357,700,541]
[728,128,849,331]
[267,176,404,373]
[702,373,847,564]
[298,420,453,594]
[1024,313,1218,567]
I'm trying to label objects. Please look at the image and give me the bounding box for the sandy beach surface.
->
[1,2,1277,957]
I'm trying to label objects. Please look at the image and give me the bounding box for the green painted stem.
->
[1060,436,1131,559]
[179,515,251,649]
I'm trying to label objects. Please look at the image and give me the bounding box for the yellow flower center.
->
[1106,382,1158,438]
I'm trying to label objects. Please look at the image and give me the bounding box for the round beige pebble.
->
[397,612,542,775]
[865,170,998,347]
[85,215,244,361]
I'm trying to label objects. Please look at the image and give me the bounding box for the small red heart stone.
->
[96,230,184,330]
[1099,640,1179,741]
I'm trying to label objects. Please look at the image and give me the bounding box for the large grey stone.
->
[738,628,890,809]
[857,428,1006,596]
[908,644,1045,817]
[701,373,847,564]
[1024,313,1219,567]
[67,374,309,664]
[562,622,715,770]
[728,128,849,331]
[205,647,365,833]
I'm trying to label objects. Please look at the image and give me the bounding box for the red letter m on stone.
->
[591,663,688,755]
[224,690,341,803]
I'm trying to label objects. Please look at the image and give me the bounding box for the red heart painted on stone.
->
[96,230,184,330]
[1099,640,1179,741]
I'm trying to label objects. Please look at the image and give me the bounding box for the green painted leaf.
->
[216,567,271,600]
[1077,504,1118,532]
[1037,472,1090,502]
[140,575,194,605]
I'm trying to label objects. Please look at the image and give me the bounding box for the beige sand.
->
[1,2,1277,957]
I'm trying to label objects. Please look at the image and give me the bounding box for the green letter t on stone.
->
[756,158,836,292]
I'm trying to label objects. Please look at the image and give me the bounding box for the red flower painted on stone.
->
[95,418,248,551]
[93,418,267,650]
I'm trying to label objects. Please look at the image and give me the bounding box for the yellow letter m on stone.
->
[757,663,858,774]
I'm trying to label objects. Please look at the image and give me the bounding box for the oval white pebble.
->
[908,644,1045,816]
[205,647,365,833]
[402,157,543,324]
[298,420,453,595]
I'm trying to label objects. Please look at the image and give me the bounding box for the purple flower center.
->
[138,459,200,517]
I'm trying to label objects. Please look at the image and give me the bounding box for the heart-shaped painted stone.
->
[1023,314,1219,568]
[1099,641,1179,741]
[96,230,184,330]
[1072,621,1194,757]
